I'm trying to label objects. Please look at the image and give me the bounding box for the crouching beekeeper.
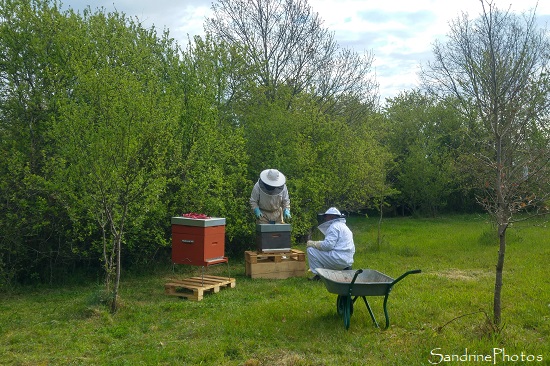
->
[249,169,291,224]
[306,207,355,281]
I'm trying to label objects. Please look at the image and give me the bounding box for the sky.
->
[60,0,550,101]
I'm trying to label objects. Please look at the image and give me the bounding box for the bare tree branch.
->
[205,0,378,111]
[421,0,550,326]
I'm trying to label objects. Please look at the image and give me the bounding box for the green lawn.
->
[1,214,548,365]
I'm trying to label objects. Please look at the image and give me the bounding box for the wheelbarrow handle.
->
[351,269,363,283]
[347,269,363,297]
[391,269,422,287]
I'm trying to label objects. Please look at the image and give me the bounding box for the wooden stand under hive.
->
[165,275,236,301]
[245,249,306,279]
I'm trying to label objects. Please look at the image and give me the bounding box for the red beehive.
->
[171,217,227,266]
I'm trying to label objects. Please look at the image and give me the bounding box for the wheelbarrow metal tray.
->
[316,268,394,296]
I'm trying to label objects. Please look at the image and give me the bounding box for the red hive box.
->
[171,217,227,266]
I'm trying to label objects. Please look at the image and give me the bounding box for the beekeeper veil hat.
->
[323,207,345,217]
[260,169,286,187]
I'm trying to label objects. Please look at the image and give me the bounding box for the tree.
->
[383,91,468,216]
[51,8,182,311]
[421,0,550,326]
[239,86,391,224]
[171,35,252,249]
[0,0,77,285]
[204,0,378,111]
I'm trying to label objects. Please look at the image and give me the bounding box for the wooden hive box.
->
[171,217,227,266]
[255,223,292,253]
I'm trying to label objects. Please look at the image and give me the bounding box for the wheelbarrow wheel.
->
[336,295,354,316]
[337,295,353,329]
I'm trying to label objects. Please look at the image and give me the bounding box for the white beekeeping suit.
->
[249,169,291,224]
[306,207,355,279]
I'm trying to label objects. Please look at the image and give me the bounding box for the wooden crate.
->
[245,249,306,279]
[165,275,236,301]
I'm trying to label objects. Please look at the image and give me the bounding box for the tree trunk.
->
[493,225,507,326]
[110,236,121,313]
[377,199,383,250]
[110,205,127,313]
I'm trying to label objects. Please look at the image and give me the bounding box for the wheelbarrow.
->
[316,268,421,330]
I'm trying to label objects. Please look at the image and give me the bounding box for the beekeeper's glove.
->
[283,208,291,219]
[307,240,321,249]
[254,207,262,218]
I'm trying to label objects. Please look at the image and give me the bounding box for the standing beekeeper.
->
[306,207,355,281]
[250,169,291,224]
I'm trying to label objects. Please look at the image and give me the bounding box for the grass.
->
[1,214,549,365]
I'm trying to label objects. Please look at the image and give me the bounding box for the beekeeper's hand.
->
[283,208,291,219]
[254,207,262,218]
[307,240,321,249]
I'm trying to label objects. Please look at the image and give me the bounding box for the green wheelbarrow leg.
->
[360,296,379,328]
[383,293,391,329]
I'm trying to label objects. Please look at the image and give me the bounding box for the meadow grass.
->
[1,214,548,365]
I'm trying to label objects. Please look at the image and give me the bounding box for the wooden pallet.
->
[245,249,305,264]
[245,249,306,279]
[165,275,236,301]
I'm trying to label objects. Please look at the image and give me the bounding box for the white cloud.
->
[312,0,550,100]
[61,0,550,100]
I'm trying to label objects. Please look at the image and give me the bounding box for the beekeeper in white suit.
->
[306,207,355,281]
[250,169,291,224]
